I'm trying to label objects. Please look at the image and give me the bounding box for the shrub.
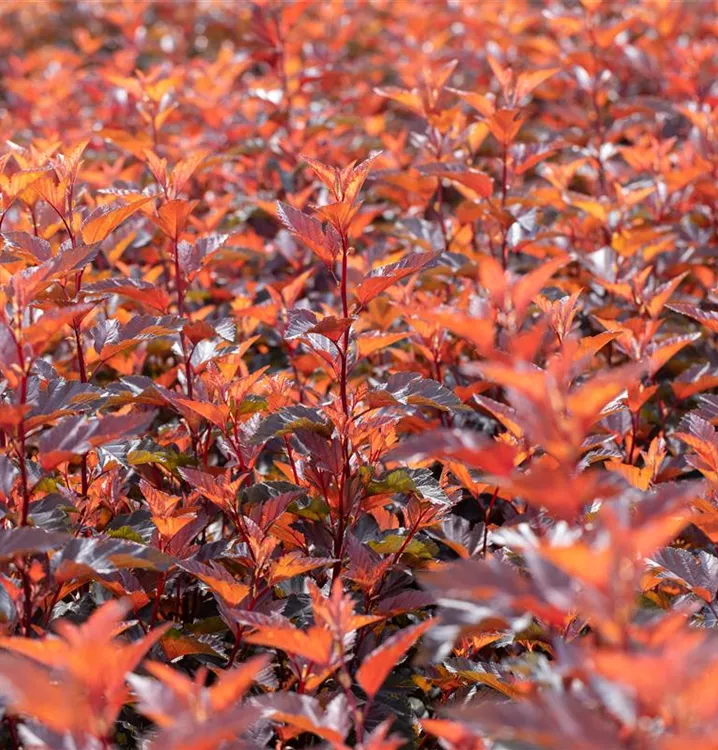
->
[0,1,716,748]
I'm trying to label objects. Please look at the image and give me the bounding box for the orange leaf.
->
[356,619,434,699]
[81,195,154,244]
[154,199,199,240]
[245,625,334,665]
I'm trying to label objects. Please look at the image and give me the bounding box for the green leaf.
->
[370,534,439,559]
[366,469,417,496]
[127,448,190,471]
[366,468,450,505]
[235,395,267,416]
[290,494,330,522]
[107,526,145,544]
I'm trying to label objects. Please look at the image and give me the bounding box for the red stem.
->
[173,238,195,402]
[332,231,352,584]
[7,716,20,750]
[284,436,300,484]
[149,571,167,628]
[72,322,90,496]
[11,313,34,638]
[227,630,243,667]
[483,486,500,558]
[60,207,92,498]
[338,232,350,414]
[500,140,510,269]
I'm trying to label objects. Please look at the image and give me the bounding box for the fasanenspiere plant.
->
[0,1,716,748]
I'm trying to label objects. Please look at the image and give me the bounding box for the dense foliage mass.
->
[0,0,716,747]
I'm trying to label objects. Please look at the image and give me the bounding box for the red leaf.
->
[355,252,438,306]
[277,202,341,266]
[81,195,154,244]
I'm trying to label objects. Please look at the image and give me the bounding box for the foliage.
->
[0,0,716,748]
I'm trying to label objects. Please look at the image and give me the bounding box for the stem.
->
[7,716,20,750]
[338,233,350,415]
[628,410,639,464]
[72,322,90,496]
[501,141,509,208]
[44,584,62,627]
[336,635,364,742]
[332,493,347,585]
[20,561,32,636]
[332,231,352,585]
[227,572,268,667]
[73,323,87,382]
[500,140,510,269]
[29,205,38,237]
[149,571,167,628]
[58,214,75,247]
[60,209,92,498]
[436,179,448,251]
[231,420,247,471]
[290,356,305,403]
[12,318,30,527]
[296,662,313,694]
[364,509,425,618]
[17,430,29,527]
[12,314,34,637]
[279,51,292,134]
[173,238,185,319]
[227,630,243,667]
[482,486,500,558]
[432,346,450,428]
[173,238,194,401]
[284,436,300,484]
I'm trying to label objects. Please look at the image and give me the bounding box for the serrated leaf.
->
[81,196,154,244]
[277,202,341,266]
[52,537,173,581]
[355,252,438,306]
[0,528,69,562]
[38,412,154,470]
[356,619,434,699]
[650,547,718,602]
[251,405,332,444]
[368,372,461,412]
[369,535,439,559]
